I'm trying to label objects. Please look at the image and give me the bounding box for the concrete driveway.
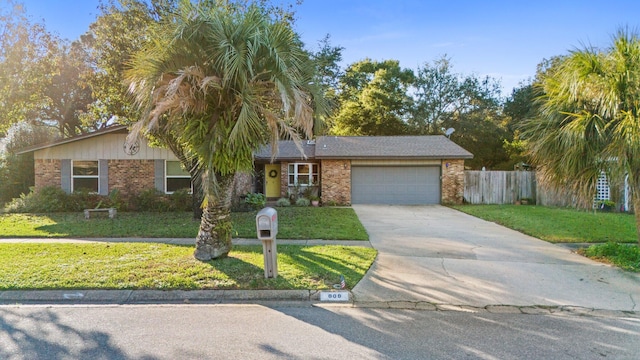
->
[352,205,640,311]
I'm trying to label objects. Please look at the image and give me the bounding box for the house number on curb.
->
[320,291,349,301]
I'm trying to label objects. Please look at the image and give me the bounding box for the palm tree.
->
[524,29,640,243]
[125,2,326,260]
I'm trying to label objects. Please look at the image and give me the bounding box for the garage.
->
[351,166,441,204]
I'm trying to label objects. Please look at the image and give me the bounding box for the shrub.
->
[131,188,171,211]
[245,193,266,210]
[169,188,192,211]
[276,197,291,207]
[295,197,310,207]
[5,186,74,213]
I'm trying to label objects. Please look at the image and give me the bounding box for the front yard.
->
[0,207,375,291]
[0,243,376,290]
[452,204,640,272]
[0,207,368,240]
[451,204,636,243]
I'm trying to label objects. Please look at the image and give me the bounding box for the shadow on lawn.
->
[209,245,373,290]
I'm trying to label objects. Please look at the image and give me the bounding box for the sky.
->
[7,0,640,95]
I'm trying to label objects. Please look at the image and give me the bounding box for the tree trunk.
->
[193,173,234,261]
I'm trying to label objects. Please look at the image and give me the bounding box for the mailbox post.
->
[256,207,278,278]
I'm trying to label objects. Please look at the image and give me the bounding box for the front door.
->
[265,164,281,198]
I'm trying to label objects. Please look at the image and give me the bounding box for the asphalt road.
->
[2,304,639,359]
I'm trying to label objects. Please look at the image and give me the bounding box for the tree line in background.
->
[0,0,530,170]
[2,0,640,247]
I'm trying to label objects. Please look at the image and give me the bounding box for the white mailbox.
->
[256,207,278,240]
[256,207,278,278]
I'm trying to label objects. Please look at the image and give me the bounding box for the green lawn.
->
[0,207,368,240]
[451,205,637,243]
[0,243,377,290]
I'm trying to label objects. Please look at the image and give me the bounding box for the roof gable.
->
[17,125,129,154]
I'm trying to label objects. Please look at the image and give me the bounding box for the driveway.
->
[351,205,640,311]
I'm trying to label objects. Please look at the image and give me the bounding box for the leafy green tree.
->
[126,1,326,260]
[411,55,503,135]
[310,34,343,135]
[409,55,512,168]
[0,122,57,204]
[331,59,414,136]
[524,29,640,242]
[0,1,58,133]
[1,1,97,137]
[502,81,538,168]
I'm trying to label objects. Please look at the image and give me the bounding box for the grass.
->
[231,207,368,240]
[0,243,377,290]
[453,204,640,272]
[580,243,640,272]
[451,205,637,243]
[0,207,368,240]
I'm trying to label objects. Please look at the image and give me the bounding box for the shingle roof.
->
[315,135,473,159]
[254,140,316,161]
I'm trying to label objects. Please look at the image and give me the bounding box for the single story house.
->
[254,136,472,205]
[19,125,473,205]
[17,125,189,199]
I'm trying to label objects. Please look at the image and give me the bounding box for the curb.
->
[1,290,638,319]
[0,289,320,304]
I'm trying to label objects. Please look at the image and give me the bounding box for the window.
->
[288,163,319,186]
[72,160,99,193]
[166,161,192,193]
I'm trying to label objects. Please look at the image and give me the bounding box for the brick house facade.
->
[255,136,473,205]
[23,127,472,206]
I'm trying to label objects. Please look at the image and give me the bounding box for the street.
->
[2,304,639,359]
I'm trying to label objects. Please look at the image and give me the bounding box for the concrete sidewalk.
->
[0,238,371,247]
[3,208,640,318]
[350,205,640,314]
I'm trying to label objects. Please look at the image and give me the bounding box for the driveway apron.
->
[351,205,640,311]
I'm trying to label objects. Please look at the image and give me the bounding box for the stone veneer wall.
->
[108,160,155,199]
[441,159,465,204]
[34,159,61,189]
[320,159,351,205]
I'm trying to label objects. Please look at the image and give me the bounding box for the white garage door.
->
[351,166,441,204]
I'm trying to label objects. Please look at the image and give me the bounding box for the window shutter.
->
[61,159,71,193]
[154,160,165,193]
[99,159,109,195]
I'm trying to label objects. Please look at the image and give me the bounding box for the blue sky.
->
[9,0,640,94]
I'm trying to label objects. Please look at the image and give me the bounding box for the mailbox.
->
[256,207,278,278]
[256,207,278,240]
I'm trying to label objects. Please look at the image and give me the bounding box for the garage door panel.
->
[351,166,441,204]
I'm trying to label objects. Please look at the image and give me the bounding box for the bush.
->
[295,197,310,207]
[4,186,193,213]
[169,188,192,211]
[131,188,171,212]
[5,186,75,213]
[276,197,291,207]
[245,193,266,210]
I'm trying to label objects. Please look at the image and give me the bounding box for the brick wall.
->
[108,160,155,199]
[441,159,465,204]
[280,162,288,198]
[34,159,61,189]
[320,160,351,205]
